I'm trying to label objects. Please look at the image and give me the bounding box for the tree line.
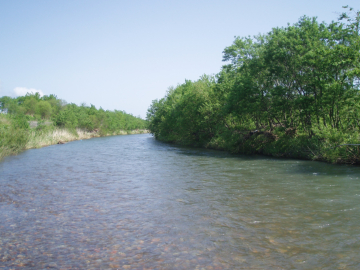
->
[147,7,360,164]
[0,93,147,159]
[0,92,147,132]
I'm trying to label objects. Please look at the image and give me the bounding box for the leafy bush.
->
[147,7,360,164]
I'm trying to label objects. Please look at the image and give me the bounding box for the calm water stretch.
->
[1,134,360,269]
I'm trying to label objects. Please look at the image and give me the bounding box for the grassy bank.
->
[0,114,28,160]
[0,114,148,161]
[151,120,360,165]
[0,92,148,161]
[203,126,360,165]
[26,127,148,150]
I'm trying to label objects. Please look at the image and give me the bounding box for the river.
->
[1,134,360,269]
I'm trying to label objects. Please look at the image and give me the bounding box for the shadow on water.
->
[149,136,360,177]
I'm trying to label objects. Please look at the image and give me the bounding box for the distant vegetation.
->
[0,93,147,160]
[147,7,360,164]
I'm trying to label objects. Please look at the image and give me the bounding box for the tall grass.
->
[0,114,148,161]
[25,128,148,149]
[26,128,93,149]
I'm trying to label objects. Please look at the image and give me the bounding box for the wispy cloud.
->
[13,87,44,97]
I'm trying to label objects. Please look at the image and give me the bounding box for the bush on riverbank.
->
[0,114,29,160]
[1,113,148,160]
[0,95,148,160]
[147,7,360,165]
[0,93,147,132]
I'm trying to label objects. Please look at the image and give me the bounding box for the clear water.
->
[1,134,360,269]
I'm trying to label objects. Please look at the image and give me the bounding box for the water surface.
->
[1,134,360,269]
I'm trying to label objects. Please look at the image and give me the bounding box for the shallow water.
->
[1,134,360,269]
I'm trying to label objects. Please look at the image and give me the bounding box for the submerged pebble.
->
[1,134,360,269]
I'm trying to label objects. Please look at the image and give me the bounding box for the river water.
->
[1,134,360,269]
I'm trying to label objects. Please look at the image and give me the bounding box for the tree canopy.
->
[0,93,147,133]
[147,7,360,164]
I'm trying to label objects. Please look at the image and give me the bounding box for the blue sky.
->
[0,0,358,118]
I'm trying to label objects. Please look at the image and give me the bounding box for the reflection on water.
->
[1,134,360,269]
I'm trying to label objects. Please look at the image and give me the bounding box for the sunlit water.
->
[1,134,360,269]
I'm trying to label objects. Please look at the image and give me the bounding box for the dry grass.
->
[26,128,94,149]
[0,114,11,125]
[0,147,14,160]
[107,129,149,136]
[25,128,149,149]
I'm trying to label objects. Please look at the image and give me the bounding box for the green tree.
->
[36,101,52,119]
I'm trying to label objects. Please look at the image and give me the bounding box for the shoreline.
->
[26,128,149,149]
[153,133,360,166]
[0,128,149,161]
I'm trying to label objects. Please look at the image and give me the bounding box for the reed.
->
[26,128,93,149]
[25,128,149,149]
[0,146,16,161]
[1,117,148,161]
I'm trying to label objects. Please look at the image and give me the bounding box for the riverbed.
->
[1,134,359,269]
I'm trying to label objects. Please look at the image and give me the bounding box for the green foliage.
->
[147,76,219,146]
[1,92,147,160]
[147,7,360,165]
[36,100,52,119]
[0,114,29,160]
[11,114,30,129]
[1,93,147,133]
[23,97,37,115]
[51,103,147,132]
[53,107,78,128]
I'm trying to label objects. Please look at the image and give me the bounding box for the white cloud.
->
[13,87,44,97]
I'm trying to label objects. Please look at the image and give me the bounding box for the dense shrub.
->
[147,7,360,164]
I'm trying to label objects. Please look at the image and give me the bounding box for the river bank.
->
[152,128,360,166]
[0,125,148,161]
[1,94,148,161]
[146,10,360,166]
[26,128,149,149]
